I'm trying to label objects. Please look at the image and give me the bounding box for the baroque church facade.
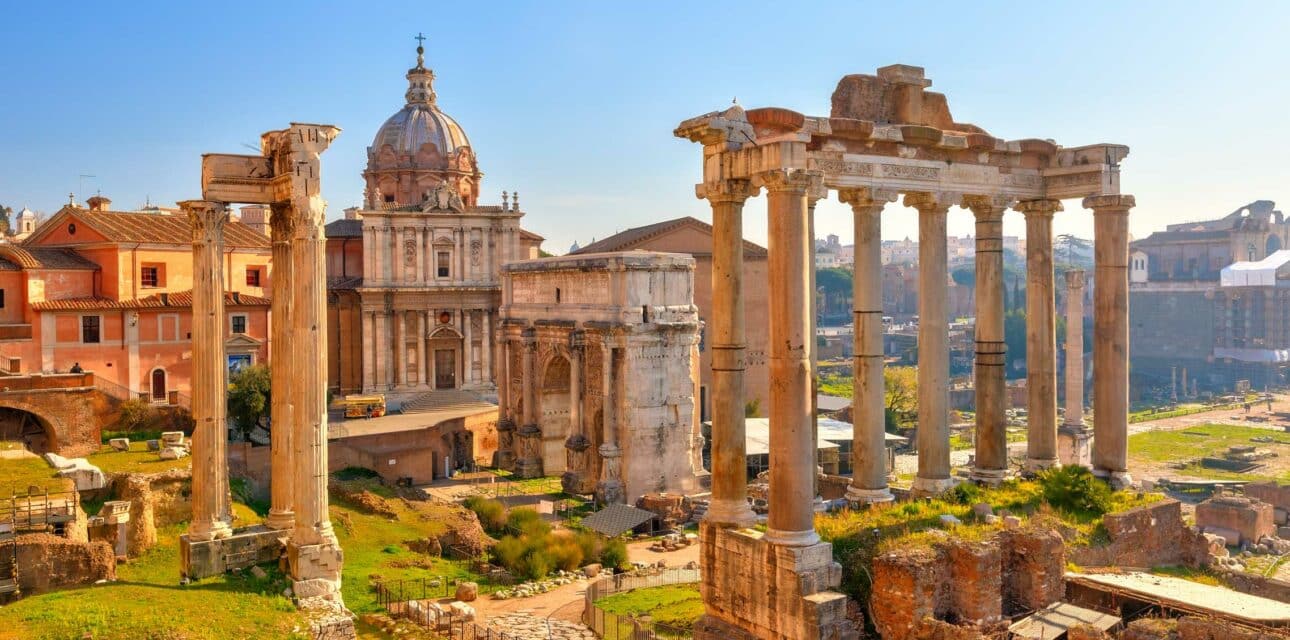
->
[326,46,543,396]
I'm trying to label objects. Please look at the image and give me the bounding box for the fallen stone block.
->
[1203,525,1242,548]
[108,438,131,452]
[250,565,267,579]
[448,601,475,621]
[56,459,106,491]
[146,439,160,452]
[939,514,962,526]
[582,563,601,578]
[972,503,994,518]
[454,581,478,602]
[159,446,188,461]
[43,452,74,469]
[160,431,185,446]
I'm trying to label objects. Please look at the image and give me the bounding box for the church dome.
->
[372,102,471,158]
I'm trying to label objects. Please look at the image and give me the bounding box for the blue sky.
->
[2,1,1288,252]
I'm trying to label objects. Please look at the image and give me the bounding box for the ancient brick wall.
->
[1000,527,1065,616]
[1071,500,1210,568]
[15,533,115,595]
[946,541,1002,624]
[1196,496,1276,546]
[0,381,105,457]
[1245,482,1290,511]
[872,547,947,640]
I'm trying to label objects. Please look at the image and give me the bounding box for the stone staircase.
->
[399,390,491,415]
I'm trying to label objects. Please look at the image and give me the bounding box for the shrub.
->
[463,496,507,533]
[115,397,158,434]
[506,507,549,537]
[599,537,629,571]
[1038,465,1112,517]
[947,481,983,506]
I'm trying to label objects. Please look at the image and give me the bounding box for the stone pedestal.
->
[495,418,517,471]
[515,424,544,479]
[595,443,625,506]
[696,522,855,640]
[561,433,594,495]
[1058,426,1092,467]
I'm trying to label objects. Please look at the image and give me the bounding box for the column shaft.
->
[416,312,427,386]
[183,200,233,542]
[760,169,819,547]
[266,205,295,530]
[516,328,543,478]
[463,310,474,386]
[703,180,756,526]
[482,311,493,384]
[839,189,893,502]
[1088,195,1135,486]
[966,196,1009,482]
[394,311,407,387]
[596,341,624,504]
[1021,200,1060,470]
[1064,271,1087,428]
[908,193,954,496]
[361,311,374,391]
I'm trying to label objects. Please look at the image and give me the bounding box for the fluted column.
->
[1019,199,1061,472]
[698,178,757,527]
[515,328,543,478]
[562,331,592,494]
[183,200,233,542]
[463,309,474,386]
[906,192,956,496]
[965,195,1011,483]
[266,204,295,530]
[482,311,493,384]
[596,340,624,505]
[756,168,821,547]
[838,188,895,503]
[361,311,374,391]
[1087,194,1135,487]
[394,311,407,387]
[416,312,427,386]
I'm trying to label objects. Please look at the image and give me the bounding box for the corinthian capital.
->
[837,187,898,210]
[180,200,229,244]
[902,191,959,213]
[269,203,295,242]
[753,168,823,195]
[696,179,756,205]
[1083,194,1135,214]
[1014,198,1063,218]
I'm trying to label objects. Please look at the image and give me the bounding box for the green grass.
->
[0,453,72,494]
[1128,402,1244,424]
[595,583,704,631]
[1150,565,1224,586]
[1128,423,1290,481]
[85,442,192,475]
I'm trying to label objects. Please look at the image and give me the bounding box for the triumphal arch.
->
[179,123,346,608]
[676,65,1132,639]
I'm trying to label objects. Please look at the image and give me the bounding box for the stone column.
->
[463,310,474,386]
[838,188,895,503]
[965,195,1010,483]
[1087,194,1135,488]
[273,124,344,601]
[562,331,592,494]
[756,168,821,547]
[482,311,493,384]
[182,200,233,542]
[698,179,757,526]
[1059,269,1092,466]
[1018,199,1062,472]
[597,340,624,505]
[266,204,295,531]
[906,192,956,496]
[394,311,407,387]
[496,334,516,470]
[361,311,374,391]
[515,328,543,478]
[416,312,427,387]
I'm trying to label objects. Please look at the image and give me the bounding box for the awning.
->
[1221,250,1290,287]
[580,503,657,537]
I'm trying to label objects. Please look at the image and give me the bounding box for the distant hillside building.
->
[1130,200,1290,395]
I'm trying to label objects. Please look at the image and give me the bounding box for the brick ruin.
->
[12,533,115,597]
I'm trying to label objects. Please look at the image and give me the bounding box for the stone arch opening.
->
[540,354,571,472]
[0,406,57,454]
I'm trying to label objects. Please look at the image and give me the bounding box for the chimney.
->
[86,195,112,211]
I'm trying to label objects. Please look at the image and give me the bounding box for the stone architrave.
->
[698,178,758,526]
[266,203,295,531]
[1059,269,1092,467]
[906,191,958,496]
[1087,194,1136,488]
[1018,199,1062,472]
[965,195,1012,483]
[838,187,896,503]
[755,168,821,547]
[182,200,233,543]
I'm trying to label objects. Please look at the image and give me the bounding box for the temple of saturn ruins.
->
[179,123,346,605]
[675,64,1133,640]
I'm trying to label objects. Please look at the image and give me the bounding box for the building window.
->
[437,251,451,278]
[140,266,159,288]
[0,289,5,309]
[246,268,262,287]
[555,288,561,303]
[231,314,247,334]
[384,194,395,203]
[82,316,101,344]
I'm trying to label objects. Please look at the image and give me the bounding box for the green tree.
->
[1004,308,1027,379]
[1054,234,1093,267]
[816,267,853,316]
[950,266,975,287]
[884,366,918,431]
[0,204,11,236]
[227,364,271,440]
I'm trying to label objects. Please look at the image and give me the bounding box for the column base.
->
[1093,468,1135,490]
[287,539,345,604]
[1025,457,1060,473]
[910,476,957,497]
[1057,426,1093,467]
[494,450,516,472]
[704,497,757,528]
[762,527,820,547]
[514,458,544,479]
[594,478,624,506]
[187,519,233,543]
[845,485,894,505]
[265,510,295,531]
[560,470,596,495]
[969,467,1012,486]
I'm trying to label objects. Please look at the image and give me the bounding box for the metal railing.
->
[583,568,700,639]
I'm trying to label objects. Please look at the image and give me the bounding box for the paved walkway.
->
[484,613,595,640]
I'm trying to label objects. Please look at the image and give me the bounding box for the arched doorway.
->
[428,326,463,390]
[0,407,55,454]
[151,369,167,401]
[540,355,571,473]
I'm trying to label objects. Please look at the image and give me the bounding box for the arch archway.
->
[151,368,168,401]
[539,354,571,473]
[0,406,57,454]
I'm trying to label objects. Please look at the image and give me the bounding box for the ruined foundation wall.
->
[112,468,192,556]
[1070,500,1209,568]
[15,533,115,595]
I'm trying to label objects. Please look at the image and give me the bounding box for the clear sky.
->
[2,1,1288,253]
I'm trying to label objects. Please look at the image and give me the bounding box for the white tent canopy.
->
[1221,250,1290,287]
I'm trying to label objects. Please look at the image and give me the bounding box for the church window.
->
[437,251,451,278]
[82,315,101,344]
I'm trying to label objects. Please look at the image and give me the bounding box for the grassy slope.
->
[595,584,704,630]
[1128,422,1290,481]
[0,454,73,494]
[86,442,192,475]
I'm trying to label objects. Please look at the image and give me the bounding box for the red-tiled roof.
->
[32,290,271,311]
[571,216,767,257]
[520,228,545,241]
[0,244,99,271]
[32,206,270,249]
